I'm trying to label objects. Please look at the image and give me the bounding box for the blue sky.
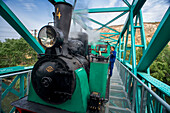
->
[0,0,169,41]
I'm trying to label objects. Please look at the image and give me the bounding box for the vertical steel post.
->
[121,35,125,61]
[138,10,151,75]
[27,71,31,95]
[132,79,137,111]
[130,6,138,112]
[130,8,137,75]
[0,77,1,112]
[140,86,146,113]
[123,26,129,63]
[118,36,122,60]
[20,74,25,98]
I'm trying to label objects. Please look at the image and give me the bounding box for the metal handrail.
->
[0,70,32,78]
[0,68,32,113]
[116,59,170,112]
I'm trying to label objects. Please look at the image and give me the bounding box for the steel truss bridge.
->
[0,0,170,112]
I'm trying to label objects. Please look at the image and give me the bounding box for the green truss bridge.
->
[0,0,170,113]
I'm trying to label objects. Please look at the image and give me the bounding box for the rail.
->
[0,66,32,113]
[115,59,170,113]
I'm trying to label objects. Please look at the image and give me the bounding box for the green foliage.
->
[150,45,170,85]
[136,47,143,64]
[135,43,169,85]
[0,38,38,68]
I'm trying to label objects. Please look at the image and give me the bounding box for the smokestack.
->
[54,3,73,42]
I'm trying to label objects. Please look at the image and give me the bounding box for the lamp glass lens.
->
[39,26,56,48]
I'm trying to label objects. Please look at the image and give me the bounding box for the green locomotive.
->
[13,1,111,113]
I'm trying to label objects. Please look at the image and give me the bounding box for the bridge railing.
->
[0,66,32,113]
[115,59,170,113]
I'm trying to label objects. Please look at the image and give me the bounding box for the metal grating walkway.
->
[105,65,134,113]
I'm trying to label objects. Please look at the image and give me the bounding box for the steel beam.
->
[74,7,129,14]
[0,0,45,54]
[78,14,120,33]
[122,0,146,37]
[100,33,119,35]
[100,35,108,38]
[97,11,128,31]
[48,0,66,5]
[130,8,137,75]
[137,8,170,72]
[116,0,146,46]
[122,0,131,7]
[102,40,117,42]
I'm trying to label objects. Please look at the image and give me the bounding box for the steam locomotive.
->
[13,1,111,113]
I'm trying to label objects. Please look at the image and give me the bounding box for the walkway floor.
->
[105,65,133,113]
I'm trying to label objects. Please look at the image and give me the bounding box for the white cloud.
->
[1,0,169,41]
[84,0,129,29]
[80,0,169,29]
[23,3,37,11]
[142,0,169,22]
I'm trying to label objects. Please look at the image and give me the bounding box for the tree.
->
[149,45,170,85]
[0,38,38,68]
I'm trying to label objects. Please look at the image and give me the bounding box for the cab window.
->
[96,45,107,53]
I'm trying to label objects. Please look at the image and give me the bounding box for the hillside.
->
[99,22,160,45]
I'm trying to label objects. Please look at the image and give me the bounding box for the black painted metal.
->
[30,1,90,107]
[70,32,89,57]
[11,96,72,113]
[54,2,72,42]
[31,56,79,104]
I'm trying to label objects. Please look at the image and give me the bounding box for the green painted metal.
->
[1,0,170,112]
[89,62,109,98]
[108,34,119,38]
[100,36,118,41]
[138,72,170,97]
[120,35,125,62]
[116,0,146,41]
[130,8,137,75]
[1,75,20,100]
[0,0,45,54]
[118,36,121,60]
[101,40,117,42]
[133,0,146,16]
[10,107,16,113]
[138,9,150,74]
[79,14,120,33]
[137,8,170,72]
[74,7,129,13]
[0,66,32,112]
[20,74,25,98]
[28,67,90,113]
[49,0,66,5]
[100,35,108,39]
[116,60,170,113]
[90,41,111,57]
[2,82,20,97]
[100,33,119,35]
[123,25,129,63]
[1,74,28,112]
[97,11,128,31]
[122,0,131,7]
[0,66,24,75]
[0,66,33,76]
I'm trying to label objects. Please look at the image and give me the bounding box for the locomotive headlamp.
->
[38,25,64,48]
